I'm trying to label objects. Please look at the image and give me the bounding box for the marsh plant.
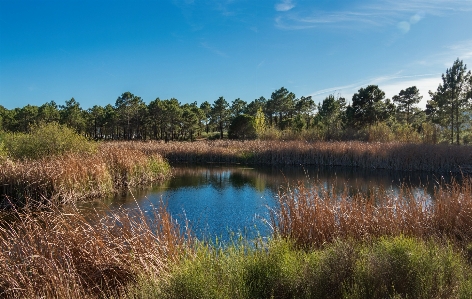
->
[0,203,190,299]
[107,140,472,173]
[0,124,171,207]
[271,178,472,248]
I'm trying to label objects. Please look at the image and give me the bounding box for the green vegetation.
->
[1,59,471,144]
[153,236,471,299]
[1,122,96,160]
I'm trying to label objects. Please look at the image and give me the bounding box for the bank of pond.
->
[0,140,472,298]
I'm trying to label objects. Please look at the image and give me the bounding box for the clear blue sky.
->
[1,0,471,110]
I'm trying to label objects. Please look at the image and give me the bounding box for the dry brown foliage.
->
[271,177,472,249]
[0,202,191,298]
[106,140,472,173]
[0,144,170,207]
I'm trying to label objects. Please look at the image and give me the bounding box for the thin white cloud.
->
[408,39,472,69]
[310,73,442,108]
[376,75,442,107]
[275,0,472,30]
[445,39,472,62]
[275,0,295,12]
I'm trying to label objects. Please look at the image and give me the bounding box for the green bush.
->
[154,237,471,299]
[350,236,467,299]
[2,122,96,160]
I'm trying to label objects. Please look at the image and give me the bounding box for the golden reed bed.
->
[106,140,472,173]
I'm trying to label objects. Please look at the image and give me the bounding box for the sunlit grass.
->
[271,178,472,248]
[0,143,171,207]
[0,202,190,298]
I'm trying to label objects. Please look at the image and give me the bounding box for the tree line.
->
[1,59,471,144]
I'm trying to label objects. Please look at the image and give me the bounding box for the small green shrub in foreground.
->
[2,122,96,160]
[144,236,471,299]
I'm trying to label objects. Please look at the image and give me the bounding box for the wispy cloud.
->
[275,0,295,12]
[408,39,472,69]
[275,0,472,30]
[310,73,442,107]
[379,75,442,106]
[445,39,472,62]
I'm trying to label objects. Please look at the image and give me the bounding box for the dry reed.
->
[0,202,191,298]
[0,143,171,207]
[105,140,472,173]
[270,177,472,248]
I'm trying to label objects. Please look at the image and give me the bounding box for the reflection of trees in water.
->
[169,166,263,192]
[90,164,458,209]
[167,164,454,199]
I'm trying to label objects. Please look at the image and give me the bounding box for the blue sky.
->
[1,0,471,110]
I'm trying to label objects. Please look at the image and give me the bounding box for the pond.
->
[79,164,454,242]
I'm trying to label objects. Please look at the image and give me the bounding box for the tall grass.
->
[0,202,191,298]
[271,177,472,248]
[109,140,472,173]
[0,144,171,207]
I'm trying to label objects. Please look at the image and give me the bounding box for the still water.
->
[81,164,452,241]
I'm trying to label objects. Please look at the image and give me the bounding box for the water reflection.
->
[79,164,455,241]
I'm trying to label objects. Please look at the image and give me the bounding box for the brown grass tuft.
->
[0,202,191,298]
[0,143,171,207]
[271,177,472,249]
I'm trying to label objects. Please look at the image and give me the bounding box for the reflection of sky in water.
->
[82,165,457,241]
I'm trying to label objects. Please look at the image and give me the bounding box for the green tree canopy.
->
[428,59,472,144]
[115,92,145,139]
[230,98,247,118]
[268,87,295,128]
[211,96,230,139]
[38,101,60,124]
[348,85,391,128]
[60,98,85,133]
[316,94,346,138]
[228,114,256,139]
[393,86,422,126]
[245,96,267,117]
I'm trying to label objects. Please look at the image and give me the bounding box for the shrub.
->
[350,236,468,299]
[364,122,394,142]
[2,122,96,160]
[393,124,422,143]
[156,237,471,299]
